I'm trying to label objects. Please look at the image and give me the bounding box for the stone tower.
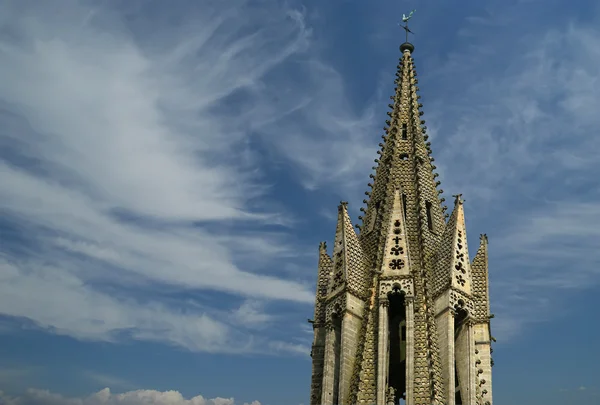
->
[308,40,494,405]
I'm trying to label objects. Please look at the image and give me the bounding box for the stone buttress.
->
[309,40,494,405]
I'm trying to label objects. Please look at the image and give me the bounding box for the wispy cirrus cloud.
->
[0,0,348,354]
[1,0,598,366]
[258,59,382,192]
[420,3,600,339]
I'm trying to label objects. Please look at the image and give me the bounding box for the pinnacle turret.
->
[313,242,333,327]
[433,195,473,300]
[329,202,370,298]
[472,234,491,321]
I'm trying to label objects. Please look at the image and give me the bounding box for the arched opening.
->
[454,307,468,405]
[387,287,407,405]
[332,311,342,405]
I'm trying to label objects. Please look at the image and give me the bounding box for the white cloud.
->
[0,0,329,353]
[257,59,381,192]
[431,22,600,203]
[0,388,259,405]
[83,371,135,391]
[230,300,273,329]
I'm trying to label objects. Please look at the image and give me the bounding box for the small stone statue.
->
[386,386,396,405]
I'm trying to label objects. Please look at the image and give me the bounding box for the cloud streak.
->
[421,5,600,340]
[0,0,330,354]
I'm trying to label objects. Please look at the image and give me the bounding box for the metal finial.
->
[399,9,416,45]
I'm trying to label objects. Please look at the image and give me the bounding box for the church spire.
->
[358,26,445,261]
[356,29,448,404]
[309,14,494,405]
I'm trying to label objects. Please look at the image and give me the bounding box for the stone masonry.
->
[308,40,494,405]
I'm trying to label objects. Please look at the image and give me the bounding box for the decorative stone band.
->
[324,293,347,326]
[450,288,475,314]
[379,277,414,298]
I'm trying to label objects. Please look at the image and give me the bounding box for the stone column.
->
[441,309,456,405]
[377,298,389,405]
[405,296,415,405]
[320,323,336,405]
[466,320,477,405]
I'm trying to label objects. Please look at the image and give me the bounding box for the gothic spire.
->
[356,40,448,405]
[358,41,446,264]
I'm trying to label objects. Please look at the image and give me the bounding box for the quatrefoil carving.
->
[390,246,404,256]
[389,259,405,270]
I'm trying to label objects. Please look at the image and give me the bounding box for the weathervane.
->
[399,9,416,43]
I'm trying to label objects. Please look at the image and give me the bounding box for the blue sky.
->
[0,0,599,404]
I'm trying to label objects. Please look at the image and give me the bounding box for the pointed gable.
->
[433,195,472,298]
[380,188,411,275]
[471,234,491,321]
[329,202,370,298]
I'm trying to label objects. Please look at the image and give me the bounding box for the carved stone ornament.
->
[325,294,347,325]
[386,386,396,405]
[450,289,475,314]
[379,278,414,298]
